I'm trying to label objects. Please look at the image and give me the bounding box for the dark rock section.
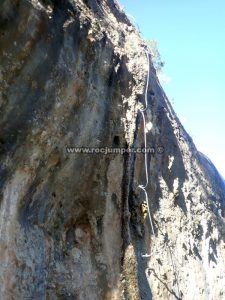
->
[0,1,225,299]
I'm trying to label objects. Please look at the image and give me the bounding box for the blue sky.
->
[119,0,225,178]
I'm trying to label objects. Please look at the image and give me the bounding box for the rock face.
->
[0,0,225,299]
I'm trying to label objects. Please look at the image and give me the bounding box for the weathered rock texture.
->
[0,0,225,299]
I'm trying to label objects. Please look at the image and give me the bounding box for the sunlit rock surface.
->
[0,0,225,299]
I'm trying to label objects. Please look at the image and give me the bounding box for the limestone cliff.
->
[0,0,225,299]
